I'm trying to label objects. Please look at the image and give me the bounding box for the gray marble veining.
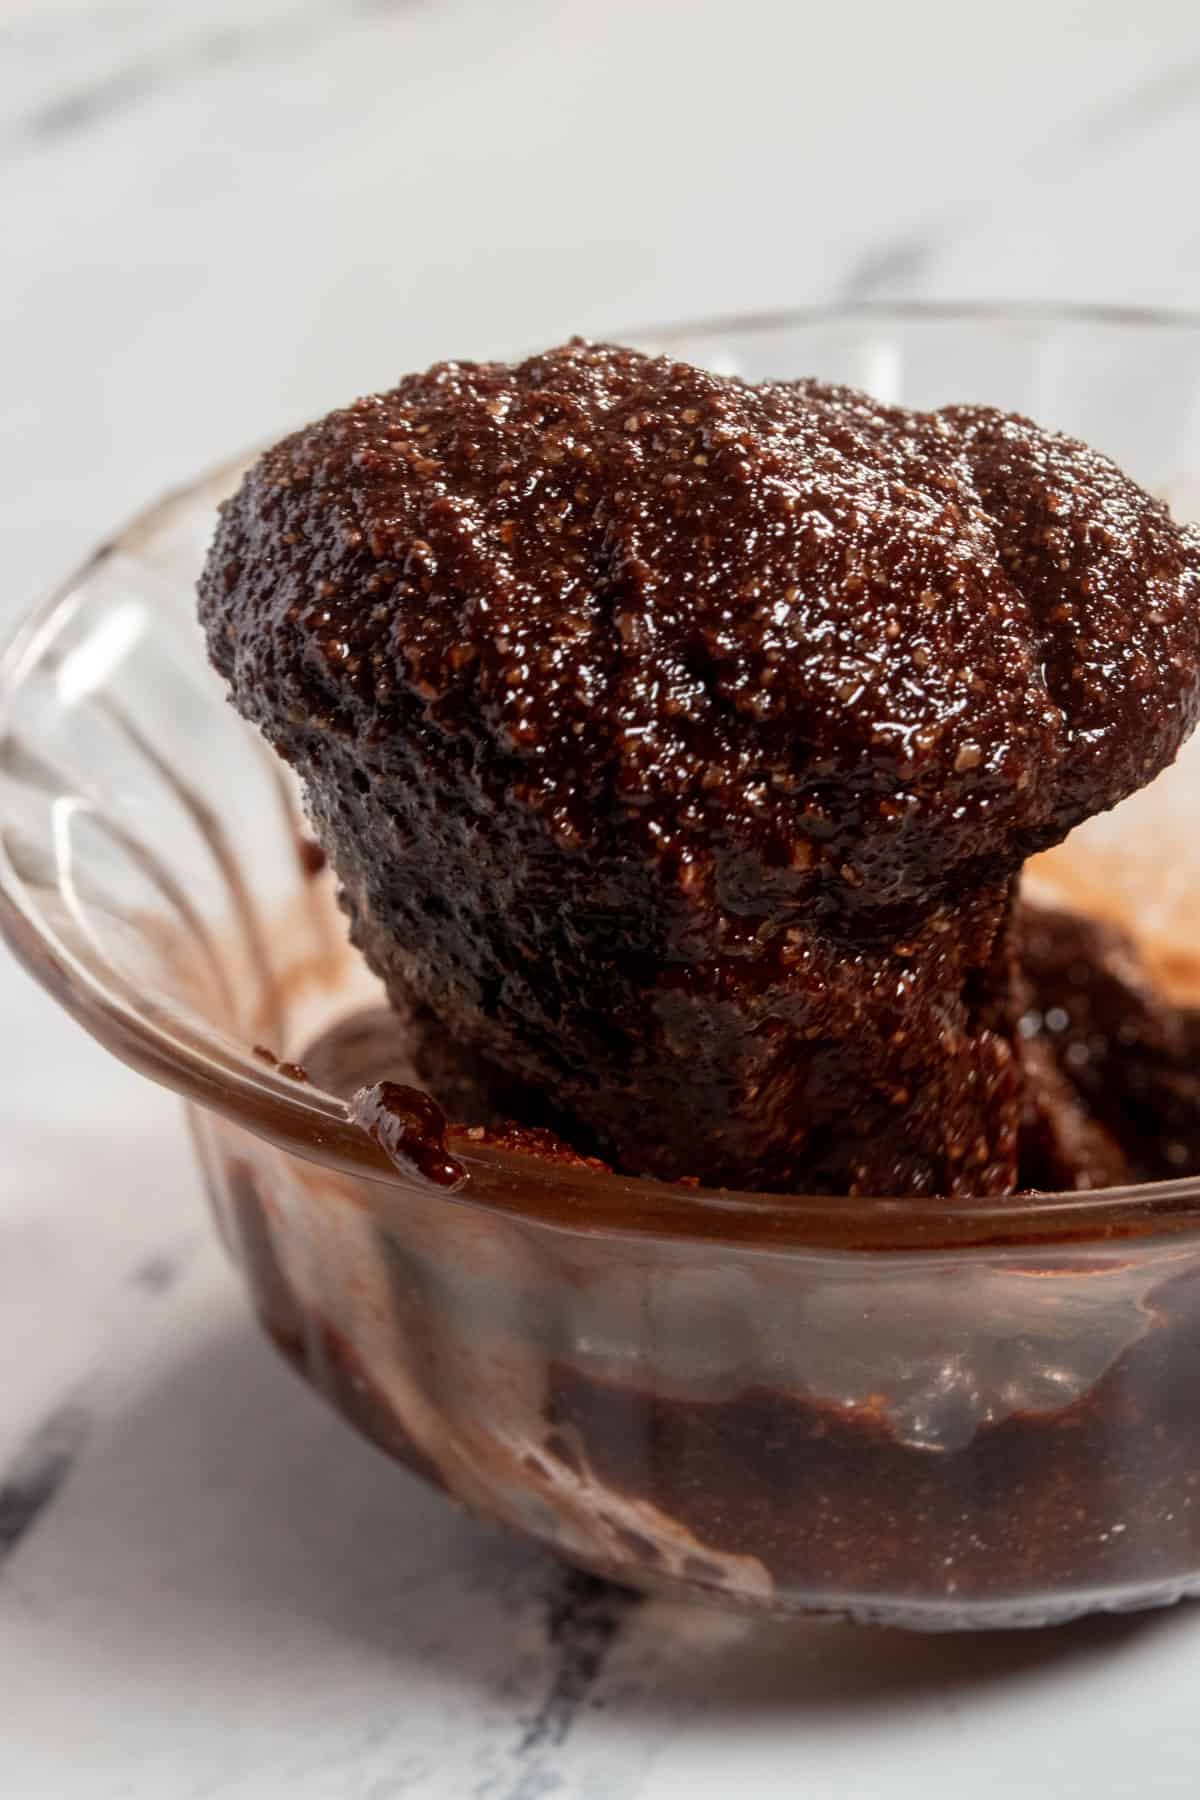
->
[9,2,423,148]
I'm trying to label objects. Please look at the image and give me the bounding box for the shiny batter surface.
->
[200,341,1200,1195]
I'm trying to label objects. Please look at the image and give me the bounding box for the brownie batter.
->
[349,1081,467,1190]
[301,1002,612,1175]
[296,898,1200,1196]
[543,1260,1200,1609]
[199,341,1200,1197]
[222,987,1200,1621]
[1018,901,1200,1183]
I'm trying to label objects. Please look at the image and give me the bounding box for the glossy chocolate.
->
[1018,901,1200,1183]
[348,1080,466,1190]
[200,342,1200,1196]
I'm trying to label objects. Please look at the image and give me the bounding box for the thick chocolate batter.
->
[1018,901,1200,1183]
[216,975,1200,1620]
[200,341,1200,1197]
[291,894,1200,1199]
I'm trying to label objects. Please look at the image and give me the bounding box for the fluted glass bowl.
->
[6,304,1200,1630]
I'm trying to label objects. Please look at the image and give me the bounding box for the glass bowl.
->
[7,304,1200,1631]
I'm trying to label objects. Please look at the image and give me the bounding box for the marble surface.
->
[6,3,1200,1794]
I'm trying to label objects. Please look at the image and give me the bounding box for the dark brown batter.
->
[1018,901,1200,1183]
[199,340,1200,1197]
[218,988,1200,1620]
[301,1003,611,1175]
[348,1081,467,1190]
[294,901,1200,1195]
[544,1262,1200,1608]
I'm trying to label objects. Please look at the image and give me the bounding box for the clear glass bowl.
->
[6,304,1200,1630]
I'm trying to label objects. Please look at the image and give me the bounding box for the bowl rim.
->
[624,294,1200,347]
[7,297,1200,1255]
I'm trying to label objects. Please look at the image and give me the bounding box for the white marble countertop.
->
[6,4,1200,1794]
